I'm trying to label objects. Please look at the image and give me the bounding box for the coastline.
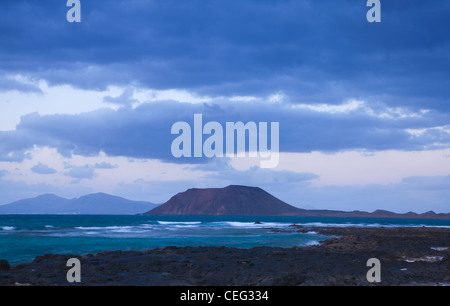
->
[0,226,449,286]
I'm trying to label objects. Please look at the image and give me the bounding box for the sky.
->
[0,0,450,213]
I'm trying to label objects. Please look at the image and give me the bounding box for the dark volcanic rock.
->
[0,260,10,271]
[143,185,450,219]
[145,185,303,216]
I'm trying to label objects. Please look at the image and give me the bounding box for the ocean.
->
[1,214,449,265]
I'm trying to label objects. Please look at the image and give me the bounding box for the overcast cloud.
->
[0,1,449,212]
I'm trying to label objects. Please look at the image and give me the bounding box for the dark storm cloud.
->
[103,88,138,107]
[0,100,449,163]
[0,0,449,110]
[0,75,42,93]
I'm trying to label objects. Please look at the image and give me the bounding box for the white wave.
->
[0,226,15,231]
[45,225,54,228]
[75,225,134,231]
[305,240,320,246]
[126,230,149,234]
[300,222,389,228]
[157,221,201,225]
[173,224,199,228]
[404,256,443,263]
[299,222,450,228]
[224,221,290,228]
[75,226,103,230]
[139,224,155,228]
[111,228,133,233]
[431,247,448,251]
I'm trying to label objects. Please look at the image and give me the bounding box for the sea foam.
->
[0,226,15,231]
[157,221,201,225]
[224,221,290,228]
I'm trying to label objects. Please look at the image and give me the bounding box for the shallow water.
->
[1,215,449,264]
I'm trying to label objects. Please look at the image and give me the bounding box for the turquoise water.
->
[1,215,449,265]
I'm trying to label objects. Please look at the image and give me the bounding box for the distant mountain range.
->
[0,193,158,215]
[1,186,449,219]
[145,185,450,220]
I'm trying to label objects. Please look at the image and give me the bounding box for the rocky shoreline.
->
[0,226,449,286]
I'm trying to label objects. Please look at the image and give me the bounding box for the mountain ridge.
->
[0,193,158,215]
[144,185,450,219]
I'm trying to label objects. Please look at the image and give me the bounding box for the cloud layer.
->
[1,100,449,163]
[1,0,449,111]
